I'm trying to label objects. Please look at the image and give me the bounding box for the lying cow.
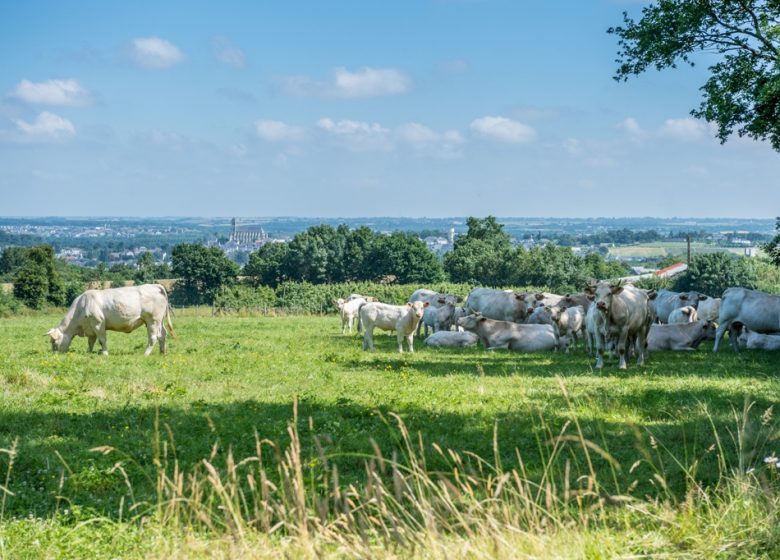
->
[668,306,698,324]
[647,321,716,351]
[457,313,561,352]
[334,296,367,334]
[714,288,780,352]
[424,331,479,348]
[47,284,175,356]
[359,301,428,353]
[736,327,780,351]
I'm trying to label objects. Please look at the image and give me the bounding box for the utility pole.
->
[686,233,692,264]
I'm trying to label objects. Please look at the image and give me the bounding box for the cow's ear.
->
[683,308,691,315]
[611,286,624,295]
[479,317,487,322]
[560,305,567,312]
[584,286,594,295]
[699,295,708,300]
[587,294,595,301]
[423,302,430,307]
[407,302,413,307]
[535,292,544,300]
[437,298,446,304]
[647,290,657,300]
[515,294,523,300]
[679,294,688,301]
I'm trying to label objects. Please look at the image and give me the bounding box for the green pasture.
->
[0,312,778,557]
[608,242,757,258]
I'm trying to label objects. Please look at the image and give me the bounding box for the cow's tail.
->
[357,302,367,333]
[158,284,178,338]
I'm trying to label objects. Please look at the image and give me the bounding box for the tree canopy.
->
[609,0,780,150]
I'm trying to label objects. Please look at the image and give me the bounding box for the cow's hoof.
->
[99,351,109,356]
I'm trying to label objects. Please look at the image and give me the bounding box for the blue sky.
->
[1,0,778,218]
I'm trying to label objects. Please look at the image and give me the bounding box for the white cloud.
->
[396,122,464,159]
[661,117,710,141]
[317,117,393,151]
[13,111,75,142]
[129,37,184,69]
[9,79,93,106]
[470,116,536,143]
[213,35,245,68]
[617,117,645,138]
[278,67,411,98]
[255,120,306,142]
[563,137,581,155]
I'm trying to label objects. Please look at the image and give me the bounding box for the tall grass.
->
[5,381,775,558]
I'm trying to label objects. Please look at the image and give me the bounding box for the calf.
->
[654,290,708,323]
[334,296,366,334]
[457,314,561,352]
[424,331,479,348]
[668,306,698,324]
[555,305,586,348]
[420,301,456,336]
[735,327,780,351]
[647,321,716,351]
[526,306,560,336]
[360,301,429,353]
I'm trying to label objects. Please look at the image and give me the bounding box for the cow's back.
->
[721,288,780,333]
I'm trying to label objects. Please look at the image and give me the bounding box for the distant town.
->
[0,216,773,271]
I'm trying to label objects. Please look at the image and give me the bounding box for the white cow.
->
[457,314,562,352]
[464,288,529,323]
[424,331,479,348]
[555,305,586,349]
[334,297,367,334]
[47,284,175,356]
[523,292,564,309]
[736,328,780,351]
[647,321,716,351]
[420,301,456,336]
[714,288,780,352]
[668,306,698,324]
[360,301,429,353]
[696,297,721,322]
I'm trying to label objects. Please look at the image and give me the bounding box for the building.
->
[230,218,268,245]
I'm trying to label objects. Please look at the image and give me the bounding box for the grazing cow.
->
[420,301,456,336]
[47,284,175,356]
[334,297,367,334]
[464,288,529,323]
[424,331,479,348]
[654,290,708,323]
[714,288,780,352]
[668,306,698,324]
[647,321,716,351]
[586,281,651,369]
[735,327,780,351]
[696,297,721,322]
[457,314,561,352]
[359,301,429,353]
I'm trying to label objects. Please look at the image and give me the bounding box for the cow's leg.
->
[342,317,347,335]
[406,334,414,353]
[617,329,629,369]
[144,322,159,356]
[397,332,404,353]
[594,330,606,369]
[713,320,730,353]
[159,323,167,354]
[97,327,108,356]
[87,335,97,353]
[363,327,375,351]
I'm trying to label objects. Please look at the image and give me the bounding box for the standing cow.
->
[654,290,708,323]
[47,284,175,356]
[586,281,651,369]
[359,301,429,353]
[409,289,461,336]
[464,288,529,323]
[334,296,367,334]
[713,288,780,352]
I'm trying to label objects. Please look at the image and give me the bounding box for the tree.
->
[134,252,157,285]
[244,242,290,287]
[675,251,758,296]
[609,1,780,149]
[366,233,445,284]
[12,245,66,308]
[0,247,30,278]
[444,217,513,285]
[765,217,780,266]
[171,244,239,305]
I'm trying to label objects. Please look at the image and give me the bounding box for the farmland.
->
[607,241,762,259]
[0,311,779,558]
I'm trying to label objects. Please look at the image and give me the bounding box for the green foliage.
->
[675,251,758,296]
[244,242,289,287]
[171,244,239,305]
[609,1,780,150]
[755,258,780,294]
[0,289,24,316]
[11,245,66,309]
[213,284,277,313]
[445,216,513,285]
[367,232,445,284]
[133,252,157,285]
[764,217,780,266]
[0,246,31,280]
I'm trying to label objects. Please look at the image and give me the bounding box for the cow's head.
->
[457,312,484,332]
[407,301,429,319]
[334,298,346,310]
[594,281,623,313]
[46,327,71,353]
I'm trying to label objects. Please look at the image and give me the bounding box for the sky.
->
[1,0,778,218]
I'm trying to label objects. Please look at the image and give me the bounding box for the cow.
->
[526,305,560,335]
[334,296,367,334]
[409,289,461,336]
[654,290,708,323]
[424,330,479,348]
[713,288,780,352]
[452,306,469,331]
[523,292,564,309]
[696,297,721,322]
[584,300,606,357]
[555,305,586,348]
[647,321,717,351]
[735,327,780,351]
[464,288,529,323]
[47,284,175,356]
[420,300,456,336]
[457,313,562,352]
[359,301,429,353]
[668,306,698,324]
[559,292,594,313]
[586,281,651,369]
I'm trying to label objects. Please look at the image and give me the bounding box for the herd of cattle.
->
[336,283,780,369]
[43,282,779,369]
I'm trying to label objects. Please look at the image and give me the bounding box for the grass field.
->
[0,312,779,558]
[608,242,759,259]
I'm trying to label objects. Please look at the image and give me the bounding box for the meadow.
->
[0,310,779,558]
[607,241,759,259]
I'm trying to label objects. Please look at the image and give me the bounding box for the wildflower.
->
[763,454,778,465]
